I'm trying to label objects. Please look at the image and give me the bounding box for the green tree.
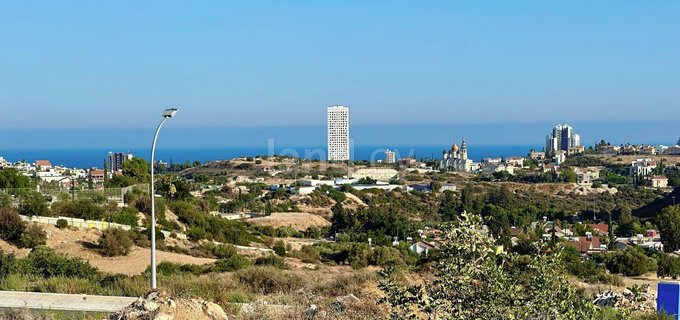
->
[657,205,680,252]
[616,205,634,237]
[438,190,458,221]
[0,169,33,189]
[122,158,150,183]
[18,191,50,217]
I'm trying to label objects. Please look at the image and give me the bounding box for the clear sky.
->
[0,1,678,148]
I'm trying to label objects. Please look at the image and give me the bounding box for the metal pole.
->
[150,117,168,290]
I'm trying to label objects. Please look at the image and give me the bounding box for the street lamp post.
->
[150,108,178,289]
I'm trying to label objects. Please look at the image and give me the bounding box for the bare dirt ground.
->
[248,212,330,231]
[594,154,680,166]
[1,223,215,275]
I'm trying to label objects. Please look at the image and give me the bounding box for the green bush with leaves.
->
[23,246,98,279]
[98,228,133,257]
[19,224,47,249]
[0,207,26,241]
[18,191,50,217]
[110,207,139,227]
[55,218,68,229]
[272,240,287,257]
[254,255,286,269]
[213,255,252,272]
[380,212,612,319]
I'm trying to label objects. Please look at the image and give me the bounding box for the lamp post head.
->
[162,108,179,118]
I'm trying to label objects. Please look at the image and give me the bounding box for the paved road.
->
[0,291,137,313]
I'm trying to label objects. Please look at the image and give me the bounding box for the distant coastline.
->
[0,145,539,169]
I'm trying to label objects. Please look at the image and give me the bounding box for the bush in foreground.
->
[19,224,47,248]
[99,228,133,257]
[213,255,252,272]
[0,207,26,241]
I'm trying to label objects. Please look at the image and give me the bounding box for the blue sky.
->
[0,1,678,148]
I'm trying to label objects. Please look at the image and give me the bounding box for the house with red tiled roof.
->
[35,160,52,168]
[588,224,609,236]
[565,236,606,254]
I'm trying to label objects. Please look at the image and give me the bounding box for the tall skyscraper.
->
[327,105,350,161]
[546,124,581,155]
[108,151,133,172]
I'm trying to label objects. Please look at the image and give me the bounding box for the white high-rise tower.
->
[327,105,350,161]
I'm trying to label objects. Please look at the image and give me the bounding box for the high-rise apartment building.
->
[108,152,133,172]
[327,105,350,161]
[546,124,581,155]
[385,149,396,164]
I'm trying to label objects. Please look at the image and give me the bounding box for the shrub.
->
[56,219,68,229]
[255,255,286,269]
[187,227,207,241]
[235,266,304,294]
[273,240,287,257]
[18,191,50,217]
[110,207,139,227]
[19,224,47,249]
[0,207,26,241]
[25,246,98,279]
[51,199,105,220]
[99,228,133,257]
[156,262,181,276]
[212,244,237,259]
[213,255,252,272]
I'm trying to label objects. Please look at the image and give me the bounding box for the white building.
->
[384,149,396,164]
[546,124,581,155]
[327,105,350,161]
[630,158,657,179]
[440,138,475,172]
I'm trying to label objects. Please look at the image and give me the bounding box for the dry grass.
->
[248,212,330,231]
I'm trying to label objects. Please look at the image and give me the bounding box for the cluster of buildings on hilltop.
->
[0,151,134,190]
[596,143,680,156]
[437,138,527,175]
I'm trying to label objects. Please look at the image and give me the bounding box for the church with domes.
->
[440,138,475,172]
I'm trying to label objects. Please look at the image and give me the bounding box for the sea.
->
[0,145,538,169]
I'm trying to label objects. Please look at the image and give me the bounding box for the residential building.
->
[384,149,396,164]
[327,105,350,161]
[573,167,601,185]
[410,241,437,256]
[89,168,106,186]
[639,145,657,155]
[481,157,502,164]
[649,175,669,188]
[529,150,546,160]
[567,145,585,156]
[479,162,515,175]
[554,150,567,166]
[108,152,133,172]
[506,157,525,167]
[629,158,657,179]
[546,124,581,155]
[399,157,418,167]
[662,145,680,155]
[597,145,621,155]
